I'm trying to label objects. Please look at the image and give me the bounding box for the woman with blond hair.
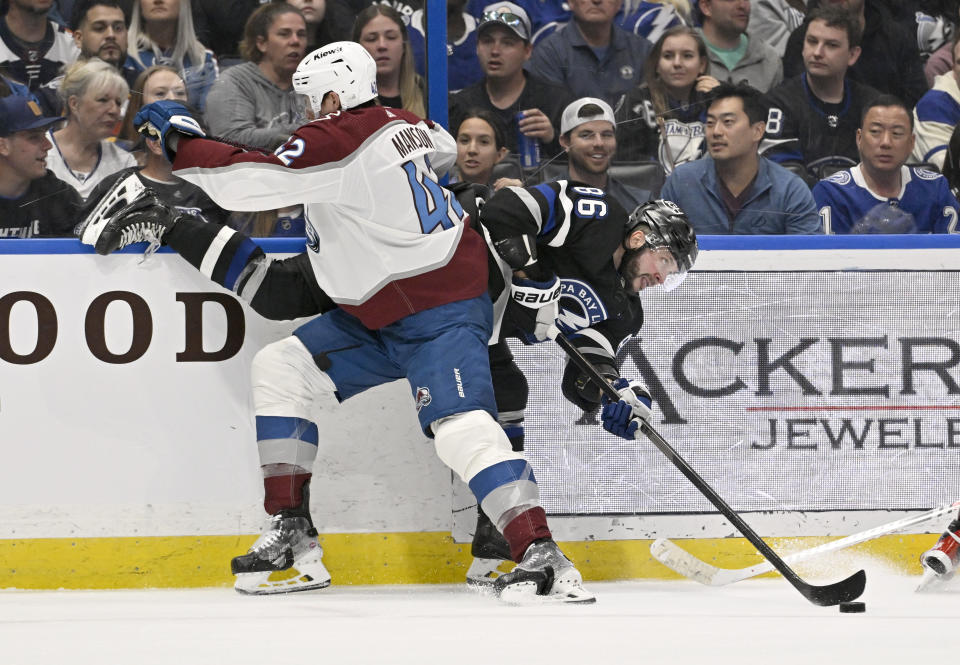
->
[614,25,718,172]
[352,4,426,118]
[127,0,219,112]
[45,59,137,202]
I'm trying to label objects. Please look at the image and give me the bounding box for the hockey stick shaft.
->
[653,500,960,586]
[549,327,866,606]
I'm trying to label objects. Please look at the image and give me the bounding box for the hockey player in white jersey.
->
[77,41,594,604]
[813,95,960,234]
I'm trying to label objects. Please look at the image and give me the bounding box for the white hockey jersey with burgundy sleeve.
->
[170,106,488,329]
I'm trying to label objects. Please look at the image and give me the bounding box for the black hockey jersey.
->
[762,74,880,176]
[478,180,644,373]
[0,19,79,91]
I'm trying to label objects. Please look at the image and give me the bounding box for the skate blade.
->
[466,557,514,589]
[916,568,954,593]
[235,563,331,596]
[497,571,597,605]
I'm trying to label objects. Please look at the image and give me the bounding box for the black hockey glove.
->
[80,189,182,255]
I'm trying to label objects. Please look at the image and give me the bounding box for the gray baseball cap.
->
[478,2,532,42]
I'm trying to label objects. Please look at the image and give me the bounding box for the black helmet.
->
[625,199,698,273]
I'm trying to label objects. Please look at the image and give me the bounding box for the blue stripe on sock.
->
[468,459,536,504]
[223,236,262,290]
[255,415,318,445]
[501,425,524,439]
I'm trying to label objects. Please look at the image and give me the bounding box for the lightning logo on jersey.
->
[557,278,609,334]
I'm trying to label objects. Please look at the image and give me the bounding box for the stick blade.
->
[799,569,866,606]
[650,538,724,586]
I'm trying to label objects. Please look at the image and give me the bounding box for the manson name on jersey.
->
[392,125,435,158]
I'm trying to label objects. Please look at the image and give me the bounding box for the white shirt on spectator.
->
[45,131,138,202]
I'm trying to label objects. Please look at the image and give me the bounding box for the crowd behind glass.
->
[1,0,959,237]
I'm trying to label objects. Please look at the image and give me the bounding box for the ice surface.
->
[1,567,954,664]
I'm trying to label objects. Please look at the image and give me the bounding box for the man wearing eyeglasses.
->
[448,2,573,160]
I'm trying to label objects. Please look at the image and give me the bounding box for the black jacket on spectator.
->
[762,74,881,170]
[782,2,928,109]
[448,72,574,159]
[0,171,82,238]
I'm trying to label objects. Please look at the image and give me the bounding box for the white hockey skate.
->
[232,512,331,595]
[493,539,595,605]
[466,557,514,588]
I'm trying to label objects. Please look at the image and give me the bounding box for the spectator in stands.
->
[45,59,136,201]
[449,2,571,160]
[661,82,821,233]
[127,0,219,112]
[560,96,651,208]
[0,94,79,236]
[495,97,654,206]
[694,0,782,92]
[452,108,511,186]
[762,5,878,176]
[782,0,927,109]
[203,3,307,150]
[119,63,186,145]
[275,0,351,53]
[747,0,806,57]
[0,0,80,90]
[526,0,652,108]
[614,25,719,171]
[912,33,960,170]
[530,0,686,46]
[409,0,483,93]
[353,4,426,117]
[35,0,138,117]
[813,95,960,234]
[91,66,229,225]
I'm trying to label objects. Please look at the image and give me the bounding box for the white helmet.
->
[293,41,378,115]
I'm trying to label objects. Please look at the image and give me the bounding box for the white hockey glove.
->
[510,274,561,343]
[600,378,652,440]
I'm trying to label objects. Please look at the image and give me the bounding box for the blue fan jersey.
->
[812,165,960,234]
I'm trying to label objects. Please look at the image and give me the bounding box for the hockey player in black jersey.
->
[463,182,698,586]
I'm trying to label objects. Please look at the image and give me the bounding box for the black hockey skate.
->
[493,538,595,605]
[232,485,331,595]
[466,507,514,588]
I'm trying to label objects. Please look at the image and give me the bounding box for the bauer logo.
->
[415,386,432,411]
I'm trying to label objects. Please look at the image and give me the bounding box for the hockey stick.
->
[547,326,866,607]
[651,500,960,586]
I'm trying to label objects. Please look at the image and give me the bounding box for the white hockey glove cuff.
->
[510,274,561,343]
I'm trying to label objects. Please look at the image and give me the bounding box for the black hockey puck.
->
[838,601,866,613]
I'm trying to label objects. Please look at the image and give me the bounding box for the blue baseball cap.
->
[0,95,63,136]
